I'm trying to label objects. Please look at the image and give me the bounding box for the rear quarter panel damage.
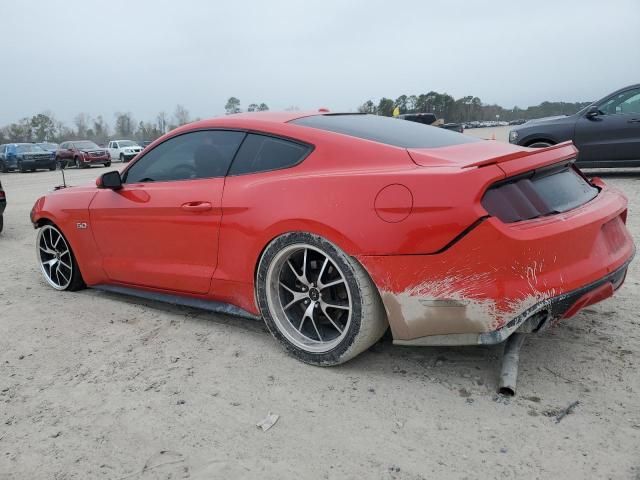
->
[358,186,633,341]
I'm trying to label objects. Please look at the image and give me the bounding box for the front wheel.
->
[256,232,388,366]
[36,224,85,291]
[104,162,111,167]
[1,161,8,173]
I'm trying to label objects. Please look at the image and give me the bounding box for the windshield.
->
[37,143,58,150]
[16,144,47,153]
[119,140,138,147]
[74,141,99,149]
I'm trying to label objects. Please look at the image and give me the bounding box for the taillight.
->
[482,163,598,223]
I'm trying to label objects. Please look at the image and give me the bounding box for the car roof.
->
[186,110,323,129]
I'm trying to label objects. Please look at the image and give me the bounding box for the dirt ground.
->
[1,139,639,479]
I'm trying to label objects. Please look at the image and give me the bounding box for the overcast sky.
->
[2,0,639,125]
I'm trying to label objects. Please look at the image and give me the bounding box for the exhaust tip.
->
[498,386,516,397]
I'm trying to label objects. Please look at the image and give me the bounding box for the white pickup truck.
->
[107,140,143,162]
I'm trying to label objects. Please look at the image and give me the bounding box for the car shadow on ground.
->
[92,288,509,392]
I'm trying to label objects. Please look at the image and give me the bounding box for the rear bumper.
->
[357,184,635,344]
[393,257,632,346]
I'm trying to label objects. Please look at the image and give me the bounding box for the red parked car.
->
[56,140,111,169]
[31,112,634,366]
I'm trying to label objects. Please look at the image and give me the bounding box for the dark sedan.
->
[509,84,640,168]
[56,141,111,169]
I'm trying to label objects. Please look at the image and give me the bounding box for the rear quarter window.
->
[291,114,478,148]
[228,134,311,175]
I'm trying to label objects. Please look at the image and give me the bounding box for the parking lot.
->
[1,130,639,479]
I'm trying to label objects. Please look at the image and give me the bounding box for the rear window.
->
[291,114,478,148]
[228,134,311,175]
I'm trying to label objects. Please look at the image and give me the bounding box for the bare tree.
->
[173,104,190,126]
[156,111,168,134]
[74,113,91,138]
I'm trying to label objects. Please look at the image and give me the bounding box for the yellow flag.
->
[392,106,400,117]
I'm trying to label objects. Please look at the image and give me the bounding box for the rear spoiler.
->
[463,141,577,177]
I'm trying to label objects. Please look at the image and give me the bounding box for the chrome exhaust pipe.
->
[498,333,527,396]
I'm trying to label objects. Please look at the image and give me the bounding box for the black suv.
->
[509,84,640,167]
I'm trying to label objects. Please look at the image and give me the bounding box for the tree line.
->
[0,92,590,144]
[358,92,591,122]
[0,97,271,145]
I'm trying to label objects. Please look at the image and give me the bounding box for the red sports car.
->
[31,112,635,365]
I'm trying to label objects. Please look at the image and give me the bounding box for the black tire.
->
[1,161,8,173]
[256,232,388,366]
[36,223,85,291]
[75,157,81,168]
[119,153,125,162]
[527,141,553,148]
[104,162,111,168]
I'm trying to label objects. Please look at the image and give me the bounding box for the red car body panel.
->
[30,112,635,344]
[358,184,632,341]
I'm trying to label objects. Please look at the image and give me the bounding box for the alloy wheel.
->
[37,225,73,290]
[265,244,352,353]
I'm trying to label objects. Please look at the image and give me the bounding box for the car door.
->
[89,129,246,294]
[574,86,640,164]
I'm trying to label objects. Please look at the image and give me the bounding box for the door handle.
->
[181,201,212,212]
[628,118,640,123]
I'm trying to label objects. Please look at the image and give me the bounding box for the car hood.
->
[407,140,577,175]
[79,148,106,153]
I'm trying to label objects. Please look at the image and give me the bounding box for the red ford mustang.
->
[31,112,635,365]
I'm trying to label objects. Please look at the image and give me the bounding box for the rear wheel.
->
[257,232,387,366]
[119,153,125,162]
[36,224,85,291]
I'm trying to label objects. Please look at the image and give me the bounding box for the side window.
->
[228,134,311,175]
[124,130,245,183]
[108,142,113,148]
[599,88,640,115]
[114,142,119,148]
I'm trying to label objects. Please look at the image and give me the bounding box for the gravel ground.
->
[0,153,639,479]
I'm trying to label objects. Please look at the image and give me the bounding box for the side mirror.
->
[586,105,601,119]
[97,170,123,190]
